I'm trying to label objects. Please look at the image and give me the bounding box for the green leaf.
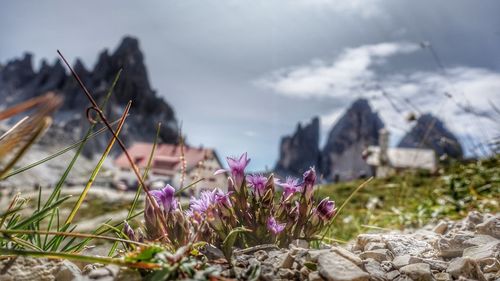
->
[221,227,251,261]
[12,196,71,230]
[125,245,164,263]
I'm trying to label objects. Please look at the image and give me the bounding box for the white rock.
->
[279,252,294,269]
[432,221,449,235]
[462,240,499,262]
[392,255,421,270]
[475,215,500,239]
[482,258,500,273]
[436,232,474,258]
[399,263,432,281]
[433,272,451,281]
[55,260,82,281]
[363,259,386,281]
[446,257,485,280]
[0,257,60,281]
[384,235,433,257]
[318,252,369,281]
[355,234,383,251]
[331,246,363,266]
[309,249,331,263]
[359,249,393,263]
[364,242,387,251]
[385,270,400,280]
[420,258,448,271]
[462,211,484,230]
[464,234,498,247]
[309,271,324,281]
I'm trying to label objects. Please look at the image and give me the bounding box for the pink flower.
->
[267,216,285,235]
[187,188,232,220]
[227,153,250,190]
[246,174,267,197]
[279,177,301,200]
[144,184,178,236]
[149,184,178,214]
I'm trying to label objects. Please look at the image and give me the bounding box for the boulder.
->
[399,263,432,281]
[318,252,369,281]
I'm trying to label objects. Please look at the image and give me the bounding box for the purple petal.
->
[214,169,227,176]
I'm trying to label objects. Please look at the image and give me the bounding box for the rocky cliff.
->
[275,117,320,177]
[275,99,384,181]
[398,114,463,159]
[0,36,179,156]
[321,99,384,181]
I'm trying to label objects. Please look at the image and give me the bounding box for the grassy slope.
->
[317,155,499,242]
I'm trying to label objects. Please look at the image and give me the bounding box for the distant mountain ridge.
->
[275,99,463,181]
[0,36,179,156]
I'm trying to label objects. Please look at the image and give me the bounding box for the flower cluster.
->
[133,152,336,252]
[191,152,336,247]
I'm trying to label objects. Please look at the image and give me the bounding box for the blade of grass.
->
[108,123,161,256]
[320,177,373,241]
[65,101,131,225]
[175,178,204,196]
[12,195,71,230]
[34,186,42,248]
[68,211,144,253]
[46,223,73,252]
[1,235,44,251]
[66,218,113,253]
[0,248,161,269]
[42,206,56,248]
[44,69,122,209]
[0,229,147,247]
[0,193,20,228]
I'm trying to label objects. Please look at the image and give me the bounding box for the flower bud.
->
[303,167,316,201]
[315,197,336,221]
[123,221,136,241]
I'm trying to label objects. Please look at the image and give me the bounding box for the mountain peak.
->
[321,98,384,181]
[398,113,463,158]
[275,117,320,177]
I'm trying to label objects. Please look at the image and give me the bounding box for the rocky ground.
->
[0,211,498,281]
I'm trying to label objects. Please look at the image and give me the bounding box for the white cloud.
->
[295,0,385,19]
[258,42,500,157]
[258,42,420,98]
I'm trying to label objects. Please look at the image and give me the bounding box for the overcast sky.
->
[1,0,499,170]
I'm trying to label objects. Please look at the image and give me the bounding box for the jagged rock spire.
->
[275,117,320,177]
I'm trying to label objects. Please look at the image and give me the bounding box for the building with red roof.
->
[114,142,226,194]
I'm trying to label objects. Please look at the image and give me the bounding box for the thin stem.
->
[0,248,160,269]
[0,229,147,247]
[65,102,131,225]
[320,177,373,241]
